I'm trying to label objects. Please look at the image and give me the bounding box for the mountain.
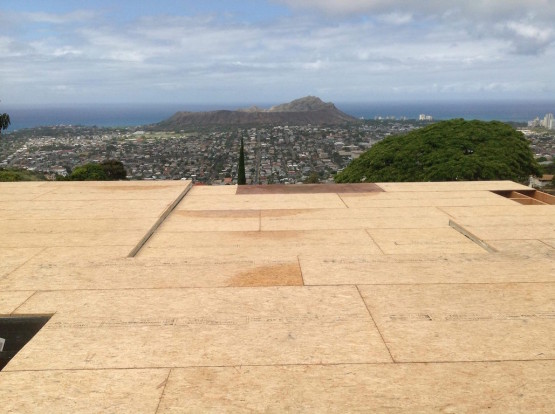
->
[156,96,356,128]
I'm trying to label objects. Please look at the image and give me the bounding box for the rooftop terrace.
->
[0,180,553,412]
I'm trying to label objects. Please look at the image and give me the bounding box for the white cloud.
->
[2,4,554,104]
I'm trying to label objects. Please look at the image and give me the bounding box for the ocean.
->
[3,100,555,131]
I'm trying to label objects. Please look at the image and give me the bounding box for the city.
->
[1,121,422,184]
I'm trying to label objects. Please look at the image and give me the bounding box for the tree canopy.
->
[0,113,10,135]
[335,119,540,183]
[67,160,127,181]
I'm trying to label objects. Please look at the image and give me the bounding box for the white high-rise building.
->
[542,113,554,130]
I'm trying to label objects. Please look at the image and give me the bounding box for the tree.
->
[335,119,540,183]
[0,113,10,135]
[303,171,320,184]
[100,159,127,180]
[69,163,107,181]
[237,137,246,185]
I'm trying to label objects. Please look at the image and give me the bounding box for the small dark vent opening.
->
[0,315,52,371]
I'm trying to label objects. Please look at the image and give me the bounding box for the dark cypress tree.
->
[238,137,246,185]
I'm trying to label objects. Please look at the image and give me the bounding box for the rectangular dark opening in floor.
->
[492,189,555,205]
[0,315,52,371]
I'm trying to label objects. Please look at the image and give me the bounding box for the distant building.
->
[541,113,554,130]
[419,114,433,121]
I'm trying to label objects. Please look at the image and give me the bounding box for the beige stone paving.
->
[0,369,169,414]
[158,361,555,413]
[0,247,44,278]
[176,193,347,210]
[0,218,158,234]
[367,227,487,254]
[484,239,555,255]
[8,286,392,370]
[300,253,555,285]
[160,210,260,232]
[188,185,238,195]
[260,207,449,231]
[0,291,35,314]
[441,204,555,217]
[0,256,302,290]
[1,180,553,412]
[143,229,383,258]
[376,180,530,192]
[359,283,555,362]
[340,193,517,208]
[3,230,148,248]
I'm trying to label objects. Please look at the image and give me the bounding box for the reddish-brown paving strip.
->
[236,183,384,194]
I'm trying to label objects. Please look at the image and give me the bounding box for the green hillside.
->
[335,119,540,183]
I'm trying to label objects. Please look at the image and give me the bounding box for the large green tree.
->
[237,137,246,185]
[0,113,10,135]
[335,119,540,183]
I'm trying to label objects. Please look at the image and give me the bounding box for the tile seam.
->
[6,358,552,373]
[356,285,396,363]
[154,368,173,414]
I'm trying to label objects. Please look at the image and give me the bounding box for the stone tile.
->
[0,369,169,413]
[158,361,555,413]
[8,286,392,370]
[0,200,175,219]
[1,230,146,248]
[377,181,530,192]
[1,256,302,290]
[441,205,554,218]
[0,218,158,234]
[177,193,347,210]
[0,247,44,278]
[485,239,555,255]
[367,228,486,254]
[34,181,190,201]
[0,291,35,314]
[300,253,555,285]
[160,210,260,232]
[188,185,237,195]
[144,229,383,257]
[261,207,449,231]
[359,283,555,362]
[458,225,555,240]
[340,193,516,208]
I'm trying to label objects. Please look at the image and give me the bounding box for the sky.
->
[1,0,554,105]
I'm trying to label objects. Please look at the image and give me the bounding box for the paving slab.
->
[160,210,261,232]
[2,230,147,248]
[0,256,303,290]
[33,181,189,201]
[236,183,383,194]
[359,283,555,362]
[0,291,35,314]
[188,185,238,195]
[0,218,158,234]
[366,228,487,254]
[8,286,392,370]
[176,193,347,210]
[454,224,555,241]
[340,192,517,208]
[0,247,44,278]
[158,361,555,413]
[484,239,555,255]
[377,181,530,192]
[143,229,383,257]
[441,204,555,218]
[261,207,449,231]
[300,253,555,285]
[0,369,169,414]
